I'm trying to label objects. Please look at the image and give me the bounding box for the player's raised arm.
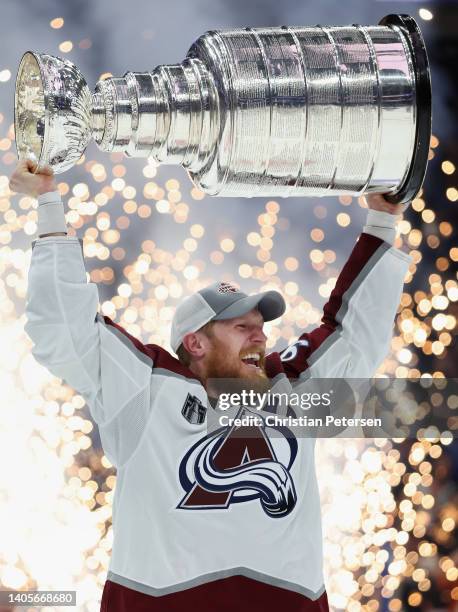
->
[279,193,412,380]
[12,160,154,468]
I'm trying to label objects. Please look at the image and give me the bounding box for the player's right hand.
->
[9,159,57,198]
[363,192,409,216]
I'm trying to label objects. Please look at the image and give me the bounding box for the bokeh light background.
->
[0,1,457,610]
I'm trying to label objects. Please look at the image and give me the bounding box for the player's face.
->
[202,308,267,380]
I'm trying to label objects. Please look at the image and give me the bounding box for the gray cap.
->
[170,281,285,353]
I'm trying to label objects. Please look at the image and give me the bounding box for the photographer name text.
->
[218,414,382,428]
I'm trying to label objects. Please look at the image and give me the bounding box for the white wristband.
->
[365,208,400,228]
[37,191,68,236]
[363,209,401,246]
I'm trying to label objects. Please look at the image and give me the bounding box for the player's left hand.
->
[363,193,410,216]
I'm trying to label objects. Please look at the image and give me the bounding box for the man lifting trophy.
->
[10,13,431,612]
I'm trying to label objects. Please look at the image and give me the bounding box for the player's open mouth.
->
[240,352,262,370]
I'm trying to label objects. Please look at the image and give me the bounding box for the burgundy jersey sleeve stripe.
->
[271,232,409,379]
[320,233,384,330]
[102,315,201,381]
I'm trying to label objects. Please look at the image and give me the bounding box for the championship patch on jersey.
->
[181,393,207,424]
[217,282,239,294]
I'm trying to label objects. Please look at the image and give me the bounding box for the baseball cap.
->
[170,281,286,353]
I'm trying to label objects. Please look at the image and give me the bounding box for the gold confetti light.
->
[0,70,11,83]
[441,161,455,175]
[59,41,74,53]
[220,238,235,253]
[336,212,351,227]
[419,8,433,20]
[284,257,299,271]
[50,17,64,29]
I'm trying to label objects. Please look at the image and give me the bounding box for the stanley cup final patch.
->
[181,393,207,424]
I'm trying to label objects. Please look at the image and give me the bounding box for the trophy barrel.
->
[186,15,431,201]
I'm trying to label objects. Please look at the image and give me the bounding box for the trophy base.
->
[379,14,432,205]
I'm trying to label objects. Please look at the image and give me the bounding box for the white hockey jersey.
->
[24,192,411,611]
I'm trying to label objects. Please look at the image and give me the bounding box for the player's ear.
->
[182,332,208,359]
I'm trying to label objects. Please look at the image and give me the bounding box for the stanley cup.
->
[14,14,431,203]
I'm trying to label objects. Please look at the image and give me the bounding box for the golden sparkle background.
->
[0,6,457,612]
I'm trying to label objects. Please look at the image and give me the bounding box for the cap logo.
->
[217,282,239,294]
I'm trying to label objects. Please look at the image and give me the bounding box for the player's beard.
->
[203,335,270,395]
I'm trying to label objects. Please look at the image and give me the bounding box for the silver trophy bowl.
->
[14,14,431,202]
[15,52,93,174]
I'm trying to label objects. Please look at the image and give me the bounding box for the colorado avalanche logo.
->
[177,409,298,518]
